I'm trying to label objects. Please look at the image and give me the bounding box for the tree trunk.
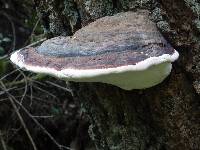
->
[34,0,200,149]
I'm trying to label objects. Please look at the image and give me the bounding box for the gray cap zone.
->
[10,10,179,90]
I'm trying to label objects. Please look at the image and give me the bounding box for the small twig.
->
[0,55,8,60]
[4,74,41,87]
[12,86,27,91]
[19,38,46,51]
[12,73,22,83]
[6,127,22,143]
[0,87,16,96]
[32,79,46,86]
[32,115,54,118]
[7,92,73,150]
[30,83,33,106]
[0,96,22,102]
[0,81,38,150]
[45,81,71,92]
[18,69,28,103]
[0,130,7,150]
[0,69,18,80]
[24,17,41,46]
[6,37,46,58]
[33,84,60,101]
[0,99,7,102]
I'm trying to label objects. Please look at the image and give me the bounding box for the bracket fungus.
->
[10,10,179,90]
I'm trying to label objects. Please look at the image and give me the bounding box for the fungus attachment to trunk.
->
[10,10,179,90]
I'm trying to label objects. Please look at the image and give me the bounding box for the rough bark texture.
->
[34,0,200,150]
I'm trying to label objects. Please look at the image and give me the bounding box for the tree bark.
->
[34,0,200,149]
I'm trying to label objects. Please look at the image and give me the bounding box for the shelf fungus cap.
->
[10,10,179,90]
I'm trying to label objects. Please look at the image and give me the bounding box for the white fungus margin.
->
[10,50,179,90]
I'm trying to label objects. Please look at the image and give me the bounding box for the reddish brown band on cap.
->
[18,10,175,71]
